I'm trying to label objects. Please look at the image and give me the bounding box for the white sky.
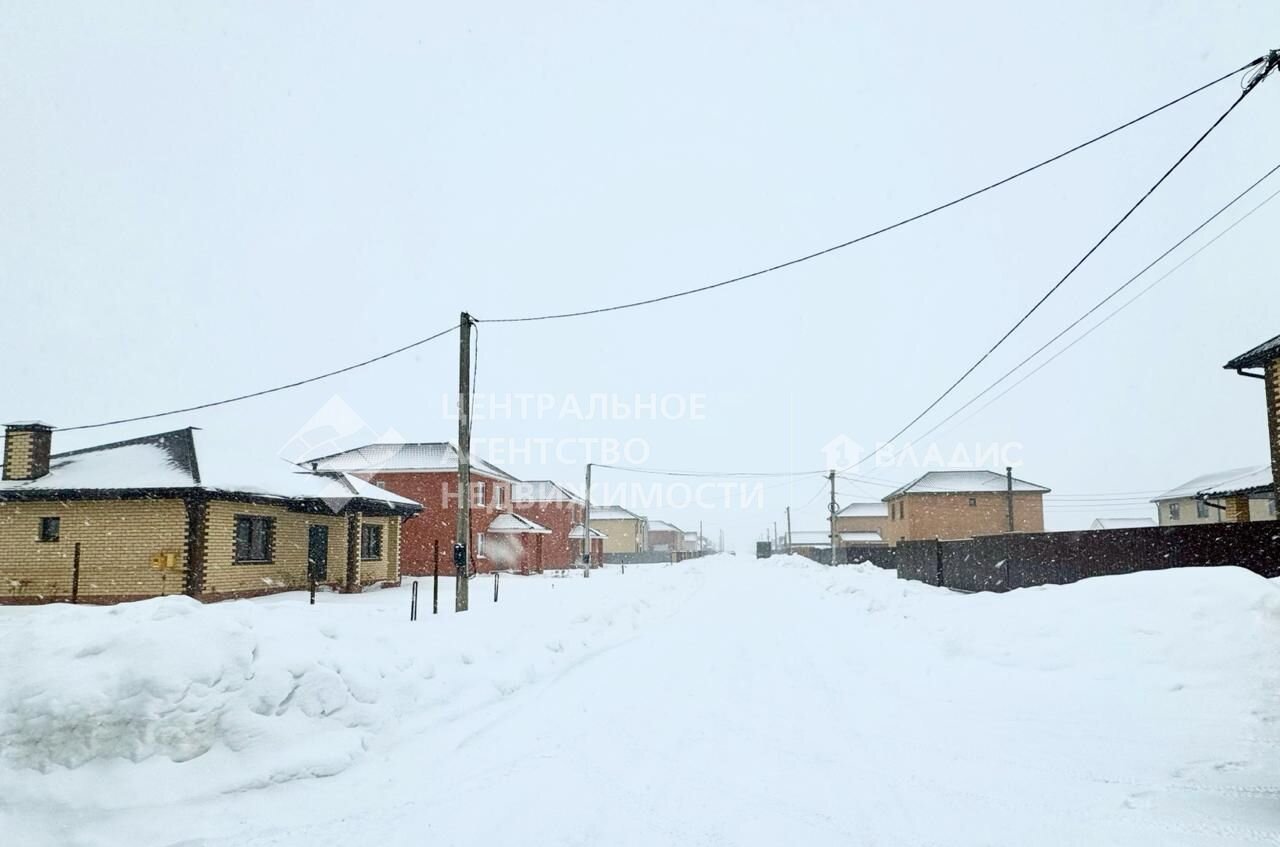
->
[3,1,1278,549]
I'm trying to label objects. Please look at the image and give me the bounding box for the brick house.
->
[589,505,647,554]
[1225,331,1280,511]
[0,423,419,604]
[883,470,1048,543]
[645,520,685,553]
[833,502,889,544]
[511,480,604,570]
[305,443,547,576]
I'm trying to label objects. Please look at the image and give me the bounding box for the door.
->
[308,524,329,581]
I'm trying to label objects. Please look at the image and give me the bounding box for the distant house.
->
[511,480,589,571]
[1152,466,1276,526]
[589,505,647,554]
[0,423,419,604]
[567,523,607,566]
[645,520,685,553]
[883,470,1049,543]
[305,443,533,575]
[1089,517,1156,531]
[833,502,889,543]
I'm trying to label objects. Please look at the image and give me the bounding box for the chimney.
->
[3,421,54,481]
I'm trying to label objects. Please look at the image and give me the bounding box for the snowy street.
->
[4,556,1280,846]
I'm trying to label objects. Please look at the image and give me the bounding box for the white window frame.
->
[473,481,486,507]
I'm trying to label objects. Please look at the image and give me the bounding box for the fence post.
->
[934,538,944,587]
[410,579,419,621]
[309,576,317,606]
[493,571,500,603]
[70,541,81,604]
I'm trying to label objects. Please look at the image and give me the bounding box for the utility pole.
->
[785,506,792,554]
[828,470,838,566]
[772,521,778,553]
[455,312,472,612]
[583,462,592,578]
[698,519,703,556]
[1005,465,1015,533]
[718,528,724,553]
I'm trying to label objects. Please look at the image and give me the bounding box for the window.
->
[234,516,274,563]
[496,485,505,508]
[968,497,977,507]
[1168,502,1181,521]
[360,524,383,560]
[473,481,486,507]
[38,516,59,542]
[1269,496,1276,517]
[1195,500,1210,519]
[475,532,486,558]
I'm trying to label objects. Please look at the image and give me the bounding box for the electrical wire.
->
[838,60,1275,472]
[474,59,1263,325]
[897,160,1280,449]
[591,462,829,478]
[59,324,461,432]
[934,182,1280,437]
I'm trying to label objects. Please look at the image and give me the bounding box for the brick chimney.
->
[1268,357,1280,509]
[3,421,53,481]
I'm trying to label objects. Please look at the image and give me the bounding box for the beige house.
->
[0,422,420,604]
[883,470,1048,544]
[833,502,889,545]
[1152,466,1276,526]
[588,505,647,554]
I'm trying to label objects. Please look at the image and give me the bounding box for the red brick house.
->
[511,480,601,569]
[305,443,544,576]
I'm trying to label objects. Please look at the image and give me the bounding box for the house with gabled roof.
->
[833,501,889,545]
[588,505,647,554]
[305,442,535,576]
[645,519,686,553]
[882,469,1049,543]
[510,480,596,571]
[1152,466,1275,526]
[0,422,420,604]
[1224,331,1280,513]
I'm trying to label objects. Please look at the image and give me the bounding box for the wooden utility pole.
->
[698,519,703,555]
[828,470,838,566]
[785,506,792,554]
[583,462,592,578]
[455,312,473,612]
[1005,465,1015,532]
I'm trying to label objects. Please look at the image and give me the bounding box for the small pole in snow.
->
[583,463,592,578]
[785,506,792,555]
[309,576,317,606]
[828,470,839,565]
[410,580,419,620]
[493,571,499,602]
[433,558,439,615]
[1006,466,1015,532]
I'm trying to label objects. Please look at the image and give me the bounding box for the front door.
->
[308,524,329,581]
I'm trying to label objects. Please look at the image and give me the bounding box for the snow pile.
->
[0,569,695,800]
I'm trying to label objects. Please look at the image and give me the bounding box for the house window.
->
[38,516,60,542]
[234,516,274,563]
[473,482,486,507]
[1195,500,1210,519]
[1168,502,1181,521]
[475,532,486,558]
[360,524,383,560]
[968,497,977,507]
[496,485,505,508]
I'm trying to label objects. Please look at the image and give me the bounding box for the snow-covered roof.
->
[836,502,888,518]
[511,480,581,503]
[839,530,884,543]
[884,470,1050,499]
[4,420,53,429]
[486,512,552,535]
[647,520,684,534]
[1153,466,1272,502]
[787,531,832,547]
[304,442,518,482]
[1224,332,1280,370]
[568,523,607,539]
[0,427,420,513]
[1089,517,1156,530]
[588,505,642,521]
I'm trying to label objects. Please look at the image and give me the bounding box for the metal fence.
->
[895,521,1280,591]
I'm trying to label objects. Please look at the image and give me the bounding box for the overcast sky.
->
[3,1,1278,548]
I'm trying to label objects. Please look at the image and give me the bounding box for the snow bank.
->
[0,568,695,802]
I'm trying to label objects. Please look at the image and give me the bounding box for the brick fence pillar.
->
[1224,494,1252,524]
[1267,358,1280,507]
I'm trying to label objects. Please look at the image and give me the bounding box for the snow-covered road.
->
[5,556,1280,846]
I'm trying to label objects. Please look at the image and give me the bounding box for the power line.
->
[902,159,1280,447]
[591,462,828,478]
[840,57,1276,472]
[474,58,1263,325]
[936,182,1280,437]
[59,324,460,432]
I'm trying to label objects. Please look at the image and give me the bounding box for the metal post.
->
[583,462,592,578]
[493,571,499,602]
[433,556,439,614]
[309,577,316,606]
[1006,465,1015,532]
[455,312,473,611]
[828,470,838,565]
[410,580,419,620]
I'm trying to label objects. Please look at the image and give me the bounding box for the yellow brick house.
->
[0,422,421,604]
